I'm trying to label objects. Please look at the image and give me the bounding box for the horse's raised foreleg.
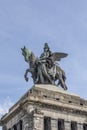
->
[24,69,30,82]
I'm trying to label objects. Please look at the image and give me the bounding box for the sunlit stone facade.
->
[0,84,87,130]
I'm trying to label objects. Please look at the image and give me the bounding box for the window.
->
[83,123,87,130]
[44,117,51,130]
[19,120,22,130]
[17,120,22,130]
[13,125,17,130]
[71,121,77,130]
[58,119,65,130]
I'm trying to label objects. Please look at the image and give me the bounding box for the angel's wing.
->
[50,52,68,61]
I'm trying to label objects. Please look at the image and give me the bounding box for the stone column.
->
[17,123,20,130]
[23,114,33,130]
[77,123,83,130]
[51,119,58,130]
[2,125,7,130]
[17,121,22,130]
[11,127,14,130]
[33,113,44,130]
[64,121,71,130]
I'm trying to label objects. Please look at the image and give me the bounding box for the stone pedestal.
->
[0,84,87,130]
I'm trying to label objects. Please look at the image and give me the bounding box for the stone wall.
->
[1,84,87,130]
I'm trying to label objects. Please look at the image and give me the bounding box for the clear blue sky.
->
[0,0,87,126]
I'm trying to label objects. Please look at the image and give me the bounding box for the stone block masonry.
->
[0,84,87,130]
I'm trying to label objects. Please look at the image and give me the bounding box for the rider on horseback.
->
[39,43,56,82]
[21,43,68,90]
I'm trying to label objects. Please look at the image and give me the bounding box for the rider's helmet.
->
[44,43,50,50]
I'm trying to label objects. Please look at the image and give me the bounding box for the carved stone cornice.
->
[1,84,87,124]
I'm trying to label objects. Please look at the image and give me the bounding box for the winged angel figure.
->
[21,43,68,90]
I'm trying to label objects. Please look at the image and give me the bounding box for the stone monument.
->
[0,43,87,130]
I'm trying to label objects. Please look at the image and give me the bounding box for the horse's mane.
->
[30,51,36,63]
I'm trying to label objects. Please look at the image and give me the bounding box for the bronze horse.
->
[21,46,67,90]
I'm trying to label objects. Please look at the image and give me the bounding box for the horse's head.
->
[21,46,32,62]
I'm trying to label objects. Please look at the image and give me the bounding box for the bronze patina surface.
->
[21,43,68,90]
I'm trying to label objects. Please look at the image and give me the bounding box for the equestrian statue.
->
[21,43,68,90]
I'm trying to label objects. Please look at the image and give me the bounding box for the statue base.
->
[0,84,87,130]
